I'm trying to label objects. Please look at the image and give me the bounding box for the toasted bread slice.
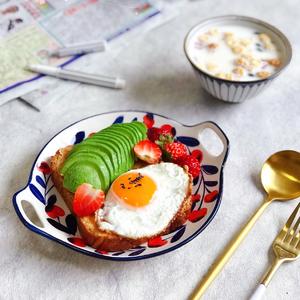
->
[50,146,193,251]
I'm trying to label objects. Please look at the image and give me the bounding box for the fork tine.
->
[294,232,300,249]
[290,217,300,246]
[286,214,300,243]
[277,203,300,242]
[297,237,300,250]
[291,216,300,237]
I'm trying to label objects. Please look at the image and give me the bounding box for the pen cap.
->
[115,78,126,89]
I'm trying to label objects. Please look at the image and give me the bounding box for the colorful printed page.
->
[0,0,160,94]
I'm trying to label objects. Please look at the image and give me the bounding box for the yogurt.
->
[187,25,282,81]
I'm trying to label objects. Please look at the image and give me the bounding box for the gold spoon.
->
[190,150,300,299]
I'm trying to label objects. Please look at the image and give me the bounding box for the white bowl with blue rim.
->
[13,111,229,261]
[184,15,292,103]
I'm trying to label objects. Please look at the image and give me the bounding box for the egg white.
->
[95,162,189,239]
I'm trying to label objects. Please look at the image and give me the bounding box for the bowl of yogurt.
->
[184,15,292,103]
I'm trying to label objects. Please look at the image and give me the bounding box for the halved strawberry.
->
[73,183,105,217]
[134,140,162,164]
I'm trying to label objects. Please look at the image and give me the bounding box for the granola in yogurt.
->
[188,25,281,81]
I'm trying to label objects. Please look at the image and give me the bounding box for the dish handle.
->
[195,121,229,164]
[13,187,49,232]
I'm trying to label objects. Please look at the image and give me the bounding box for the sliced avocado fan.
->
[60,121,147,193]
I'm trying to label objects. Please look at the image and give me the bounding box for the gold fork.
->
[249,202,300,300]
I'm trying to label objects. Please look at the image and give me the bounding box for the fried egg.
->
[95,162,189,239]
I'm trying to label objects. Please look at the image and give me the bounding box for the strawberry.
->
[147,127,160,142]
[134,140,162,164]
[177,155,201,178]
[159,124,174,137]
[73,183,105,217]
[143,113,154,128]
[164,142,188,161]
[147,125,175,143]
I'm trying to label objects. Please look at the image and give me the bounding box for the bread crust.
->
[50,146,192,251]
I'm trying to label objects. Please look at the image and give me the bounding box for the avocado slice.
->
[102,130,134,172]
[69,142,119,180]
[105,126,137,146]
[65,150,114,182]
[131,121,147,137]
[99,123,146,168]
[63,162,102,193]
[125,122,145,141]
[106,127,137,166]
[103,123,140,144]
[61,155,110,192]
[95,131,134,172]
[90,132,129,174]
[83,136,123,175]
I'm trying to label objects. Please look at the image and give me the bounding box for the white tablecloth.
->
[1,0,300,299]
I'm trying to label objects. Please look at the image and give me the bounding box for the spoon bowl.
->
[261,150,300,201]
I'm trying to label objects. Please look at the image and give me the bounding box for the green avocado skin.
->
[60,122,147,193]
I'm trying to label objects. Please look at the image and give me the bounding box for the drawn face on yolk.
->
[112,172,156,207]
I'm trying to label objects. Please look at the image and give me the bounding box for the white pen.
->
[48,40,107,57]
[26,64,125,89]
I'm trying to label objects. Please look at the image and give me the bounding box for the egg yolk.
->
[112,172,156,207]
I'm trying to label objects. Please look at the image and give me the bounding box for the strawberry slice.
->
[134,140,162,164]
[73,183,105,217]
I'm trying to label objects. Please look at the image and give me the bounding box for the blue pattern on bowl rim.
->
[12,110,229,261]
